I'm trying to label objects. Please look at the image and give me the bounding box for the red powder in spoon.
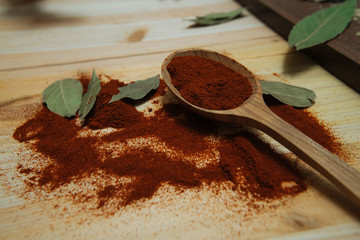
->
[166,55,253,110]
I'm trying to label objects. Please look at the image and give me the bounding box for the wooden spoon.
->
[161,48,360,207]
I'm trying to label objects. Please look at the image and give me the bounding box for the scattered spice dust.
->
[12,75,345,213]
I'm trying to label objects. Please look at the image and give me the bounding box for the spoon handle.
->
[241,105,360,207]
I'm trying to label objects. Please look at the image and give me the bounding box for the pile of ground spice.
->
[13,76,343,210]
[264,95,342,154]
[166,56,253,110]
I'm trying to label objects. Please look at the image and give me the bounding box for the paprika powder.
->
[13,65,344,212]
[166,55,252,110]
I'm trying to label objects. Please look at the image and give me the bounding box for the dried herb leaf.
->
[289,0,356,50]
[188,8,244,26]
[109,75,160,103]
[43,79,83,117]
[260,80,316,107]
[78,69,101,120]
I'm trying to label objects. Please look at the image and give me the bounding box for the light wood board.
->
[0,0,359,239]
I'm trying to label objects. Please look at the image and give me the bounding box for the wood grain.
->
[236,0,360,92]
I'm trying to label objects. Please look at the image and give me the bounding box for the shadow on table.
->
[282,49,316,76]
[4,0,83,27]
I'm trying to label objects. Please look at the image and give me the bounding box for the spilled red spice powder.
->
[264,95,342,155]
[166,56,252,110]
[219,132,307,199]
[86,80,143,129]
[12,74,343,210]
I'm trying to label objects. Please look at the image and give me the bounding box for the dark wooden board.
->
[236,0,360,92]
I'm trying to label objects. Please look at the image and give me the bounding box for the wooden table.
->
[237,0,360,92]
[1,0,359,239]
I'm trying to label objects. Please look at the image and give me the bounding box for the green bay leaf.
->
[109,75,160,103]
[78,69,101,120]
[260,80,316,108]
[288,0,356,50]
[197,8,244,20]
[188,8,244,26]
[189,17,234,26]
[43,78,83,117]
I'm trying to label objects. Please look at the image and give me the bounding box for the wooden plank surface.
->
[236,0,360,92]
[260,0,360,63]
[1,0,360,239]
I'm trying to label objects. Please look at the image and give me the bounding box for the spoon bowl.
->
[161,48,360,207]
[161,49,265,125]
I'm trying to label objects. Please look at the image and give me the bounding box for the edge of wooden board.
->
[235,0,360,93]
